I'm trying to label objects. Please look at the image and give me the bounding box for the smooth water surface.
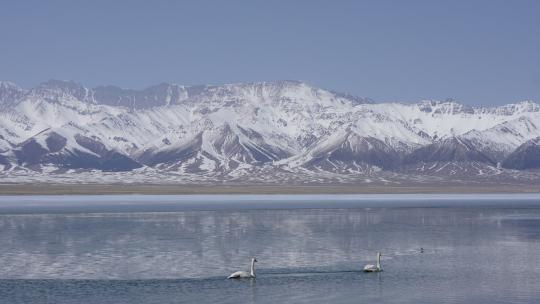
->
[1,195,540,303]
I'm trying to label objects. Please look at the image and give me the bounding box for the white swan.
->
[228,257,258,279]
[363,252,382,272]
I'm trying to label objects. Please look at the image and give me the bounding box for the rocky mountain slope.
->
[1,79,539,184]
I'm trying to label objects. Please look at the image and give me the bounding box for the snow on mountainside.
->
[503,137,540,170]
[0,79,539,184]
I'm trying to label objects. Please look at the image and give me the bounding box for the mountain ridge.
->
[1,79,539,185]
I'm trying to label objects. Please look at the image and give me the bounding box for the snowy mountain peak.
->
[0,81,25,98]
[0,81,22,91]
[1,79,539,180]
[32,79,91,102]
[0,81,25,107]
[92,83,190,108]
[477,100,539,116]
[416,100,474,114]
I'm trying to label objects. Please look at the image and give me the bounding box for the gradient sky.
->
[1,0,539,105]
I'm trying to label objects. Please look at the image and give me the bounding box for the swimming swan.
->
[363,252,382,272]
[228,257,258,279]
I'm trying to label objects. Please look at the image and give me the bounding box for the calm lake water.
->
[1,194,540,303]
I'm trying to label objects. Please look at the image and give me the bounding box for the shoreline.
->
[0,183,539,195]
[1,193,540,214]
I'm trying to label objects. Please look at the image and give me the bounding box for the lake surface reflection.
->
[1,195,540,303]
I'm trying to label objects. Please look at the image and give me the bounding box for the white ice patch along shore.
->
[1,193,540,213]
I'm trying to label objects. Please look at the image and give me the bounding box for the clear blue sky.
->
[1,0,539,105]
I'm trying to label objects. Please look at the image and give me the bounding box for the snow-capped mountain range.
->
[1,79,539,184]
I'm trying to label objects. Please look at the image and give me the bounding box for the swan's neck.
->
[250,260,256,277]
[376,253,381,270]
